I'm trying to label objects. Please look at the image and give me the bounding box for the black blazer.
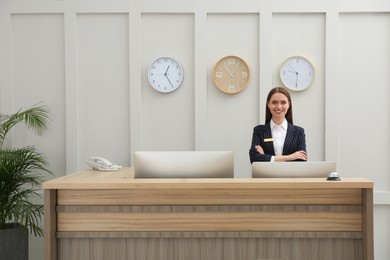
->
[249,122,307,163]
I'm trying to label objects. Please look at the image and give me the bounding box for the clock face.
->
[147,56,184,93]
[280,56,314,91]
[212,55,250,94]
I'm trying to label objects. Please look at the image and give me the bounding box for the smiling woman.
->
[249,87,307,163]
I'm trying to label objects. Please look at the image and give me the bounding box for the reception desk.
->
[43,168,373,260]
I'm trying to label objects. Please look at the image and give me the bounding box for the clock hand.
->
[287,63,297,73]
[165,75,174,88]
[224,66,233,76]
[286,63,299,88]
[223,61,233,76]
[164,65,170,76]
[163,65,175,87]
[230,61,241,77]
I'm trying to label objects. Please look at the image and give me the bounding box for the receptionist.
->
[249,87,307,163]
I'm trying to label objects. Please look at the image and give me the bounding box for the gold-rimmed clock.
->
[212,55,250,94]
[279,55,314,91]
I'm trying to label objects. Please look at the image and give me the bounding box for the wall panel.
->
[272,13,326,161]
[207,13,259,177]
[141,13,195,151]
[338,13,390,188]
[374,205,390,260]
[77,13,130,168]
[11,13,66,177]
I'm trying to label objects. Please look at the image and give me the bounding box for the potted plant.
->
[0,104,52,259]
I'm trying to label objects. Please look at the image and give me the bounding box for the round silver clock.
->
[280,56,314,91]
[147,56,184,93]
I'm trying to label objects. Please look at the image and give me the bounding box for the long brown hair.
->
[265,87,293,124]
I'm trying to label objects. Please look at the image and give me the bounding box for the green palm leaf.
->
[0,104,52,236]
[0,104,51,149]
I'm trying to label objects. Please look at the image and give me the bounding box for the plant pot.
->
[0,223,28,260]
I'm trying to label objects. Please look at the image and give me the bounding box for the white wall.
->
[0,0,389,259]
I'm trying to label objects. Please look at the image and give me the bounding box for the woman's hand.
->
[255,145,307,161]
[255,145,264,154]
[288,150,308,161]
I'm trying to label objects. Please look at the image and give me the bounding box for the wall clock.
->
[147,56,184,93]
[212,55,250,94]
[279,56,314,91]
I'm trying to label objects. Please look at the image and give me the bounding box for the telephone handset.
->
[87,157,122,171]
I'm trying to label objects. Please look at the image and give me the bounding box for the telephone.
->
[87,157,122,171]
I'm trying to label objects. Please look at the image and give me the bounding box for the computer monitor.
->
[133,151,234,178]
[252,161,336,178]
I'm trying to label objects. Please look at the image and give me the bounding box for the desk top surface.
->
[42,167,373,190]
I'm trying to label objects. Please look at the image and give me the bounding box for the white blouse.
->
[270,119,288,161]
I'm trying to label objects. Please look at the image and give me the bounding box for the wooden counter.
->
[43,167,374,260]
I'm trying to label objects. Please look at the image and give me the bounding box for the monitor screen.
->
[252,161,336,178]
[133,151,234,178]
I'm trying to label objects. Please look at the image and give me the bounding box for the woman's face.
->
[267,92,290,119]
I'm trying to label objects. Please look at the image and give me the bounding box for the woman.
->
[249,87,307,163]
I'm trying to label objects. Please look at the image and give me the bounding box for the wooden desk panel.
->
[57,211,362,232]
[57,188,362,205]
[43,168,374,260]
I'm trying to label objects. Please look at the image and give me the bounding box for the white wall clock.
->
[280,56,314,91]
[147,56,184,93]
[212,55,250,94]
